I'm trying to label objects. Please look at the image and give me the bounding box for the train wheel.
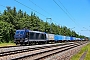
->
[16,43,21,46]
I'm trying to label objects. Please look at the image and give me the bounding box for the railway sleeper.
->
[11,44,77,60]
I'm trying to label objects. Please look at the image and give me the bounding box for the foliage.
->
[71,43,90,60]
[0,21,14,43]
[0,7,87,43]
[84,43,90,60]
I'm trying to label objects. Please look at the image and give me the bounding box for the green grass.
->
[0,43,16,47]
[84,43,90,60]
[71,43,90,60]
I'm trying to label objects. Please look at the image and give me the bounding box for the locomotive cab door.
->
[25,32,29,42]
[26,32,29,38]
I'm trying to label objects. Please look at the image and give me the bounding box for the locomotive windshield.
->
[20,31,24,34]
[15,30,25,35]
[16,31,20,34]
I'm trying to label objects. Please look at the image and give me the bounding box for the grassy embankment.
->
[0,43,16,47]
[71,42,90,60]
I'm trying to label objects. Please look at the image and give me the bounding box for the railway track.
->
[0,42,75,56]
[0,46,18,49]
[0,41,88,60]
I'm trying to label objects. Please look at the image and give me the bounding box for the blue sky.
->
[0,0,90,37]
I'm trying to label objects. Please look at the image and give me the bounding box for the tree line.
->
[0,7,87,43]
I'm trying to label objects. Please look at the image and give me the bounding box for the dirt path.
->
[79,50,87,60]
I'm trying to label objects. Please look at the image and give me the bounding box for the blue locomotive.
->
[14,29,85,45]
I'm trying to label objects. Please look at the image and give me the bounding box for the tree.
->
[0,21,14,43]
[0,7,86,43]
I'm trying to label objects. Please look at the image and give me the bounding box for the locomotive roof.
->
[29,30,46,34]
[16,29,46,34]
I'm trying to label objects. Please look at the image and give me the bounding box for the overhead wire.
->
[58,0,75,20]
[14,0,61,26]
[58,0,86,29]
[14,0,78,30]
[0,3,58,26]
[28,0,57,24]
[83,27,90,32]
[58,0,90,32]
[53,0,90,36]
[29,0,52,17]
[0,4,18,21]
[53,0,89,28]
[14,0,47,17]
[0,1,87,29]
[0,0,90,36]
[28,0,63,26]
[53,0,81,29]
[58,0,90,35]
[0,4,6,7]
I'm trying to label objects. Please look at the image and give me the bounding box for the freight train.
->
[14,29,85,45]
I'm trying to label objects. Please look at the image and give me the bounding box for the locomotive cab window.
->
[20,31,24,34]
[30,32,35,39]
[36,33,40,39]
[41,34,46,39]
[16,31,20,34]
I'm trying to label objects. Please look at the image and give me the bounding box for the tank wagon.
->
[14,29,85,45]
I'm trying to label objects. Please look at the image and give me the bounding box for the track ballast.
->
[0,41,88,60]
